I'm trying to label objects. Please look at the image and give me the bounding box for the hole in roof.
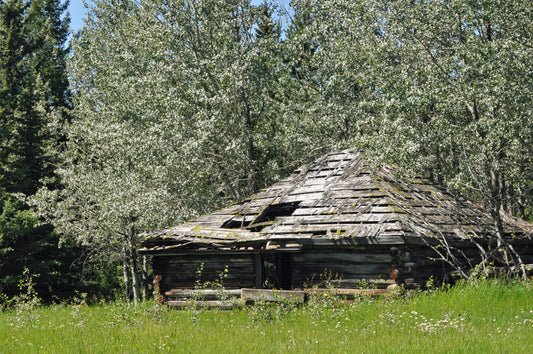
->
[253,202,301,224]
[221,202,301,231]
[221,217,251,229]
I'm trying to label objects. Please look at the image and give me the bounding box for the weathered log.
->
[240,288,305,303]
[167,300,245,309]
[165,289,242,300]
[293,276,395,289]
[304,288,388,298]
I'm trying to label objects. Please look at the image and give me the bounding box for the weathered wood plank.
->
[163,280,254,289]
[241,289,305,303]
[272,214,399,225]
[304,288,388,296]
[165,264,253,273]
[167,257,253,265]
[279,192,324,203]
[332,278,396,288]
[293,276,395,289]
[285,182,380,195]
[167,300,245,308]
[298,197,394,209]
[166,268,254,277]
[305,170,345,179]
[148,249,264,256]
[165,289,242,299]
[404,235,485,248]
[285,184,329,195]
[291,205,404,216]
[160,226,256,240]
[330,175,375,186]
[295,235,405,246]
[164,274,255,285]
[262,222,403,235]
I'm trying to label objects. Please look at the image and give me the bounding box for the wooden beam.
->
[167,300,245,309]
[241,288,305,303]
[296,236,405,246]
[165,289,242,299]
[304,288,388,297]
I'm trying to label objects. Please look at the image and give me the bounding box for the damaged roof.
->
[140,150,532,253]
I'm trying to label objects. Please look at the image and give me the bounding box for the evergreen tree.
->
[0,0,78,302]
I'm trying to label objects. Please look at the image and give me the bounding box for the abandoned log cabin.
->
[139,150,533,302]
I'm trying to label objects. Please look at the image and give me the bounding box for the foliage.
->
[280,0,533,275]
[27,0,533,299]
[34,0,310,302]
[279,0,532,223]
[0,0,89,302]
[368,0,533,220]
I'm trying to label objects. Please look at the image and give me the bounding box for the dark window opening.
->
[262,254,277,289]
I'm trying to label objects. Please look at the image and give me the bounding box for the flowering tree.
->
[35,0,295,302]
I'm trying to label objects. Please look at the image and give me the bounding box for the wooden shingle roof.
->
[140,150,532,253]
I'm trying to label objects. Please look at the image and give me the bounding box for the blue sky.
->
[67,1,292,34]
[68,1,89,33]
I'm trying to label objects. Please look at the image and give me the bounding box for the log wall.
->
[154,254,256,295]
[291,248,395,289]
[152,238,533,302]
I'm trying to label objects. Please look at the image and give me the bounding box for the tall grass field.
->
[1,280,532,353]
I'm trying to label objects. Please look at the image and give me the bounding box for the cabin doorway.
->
[276,253,293,289]
[262,253,293,290]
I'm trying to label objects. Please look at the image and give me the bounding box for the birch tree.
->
[280,0,532,274]
[282,0,532,223]
[296,0,533,274]
[280,0,382,153]
[369,1,533,225]
[377,0,533,275]
[35,0,293,302]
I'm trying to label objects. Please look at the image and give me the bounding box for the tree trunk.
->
[122,245,132,300]
[489,168,527,280]
[142,255,149,301]
[123,222,141,304]
[130,256,141,304]
[127,226,141,304]
[242,87,259,193]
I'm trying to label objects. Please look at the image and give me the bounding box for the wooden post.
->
[153,275,163,304]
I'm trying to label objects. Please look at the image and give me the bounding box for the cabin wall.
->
[153,254,256,296]
[151,239,533,300]
[291,248,395,289]
[407,239,533,284]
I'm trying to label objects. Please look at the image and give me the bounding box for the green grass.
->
[1,280,532,353]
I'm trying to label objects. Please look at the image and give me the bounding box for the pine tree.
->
[0,0,76,302]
